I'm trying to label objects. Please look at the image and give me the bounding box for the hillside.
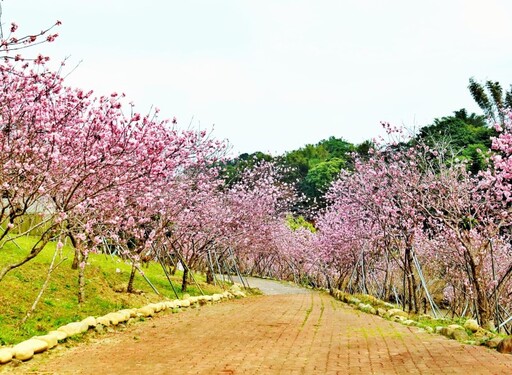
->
[0,236,223,345]
[223,108,495,213]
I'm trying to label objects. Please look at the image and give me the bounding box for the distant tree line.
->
[222,78,509,214]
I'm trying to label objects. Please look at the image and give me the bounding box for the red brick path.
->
[15,292,512,374]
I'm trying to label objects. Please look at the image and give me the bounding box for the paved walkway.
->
[11,282,512,374]
[233,276,313,295]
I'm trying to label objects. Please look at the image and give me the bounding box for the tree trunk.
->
[72,247,80,270]
[324,272,332,293]
[181,267,189,292]
[206,267,214,284]
[402,253,407,311]
[171,264,177,275]
[77,252,88,304]
[127,262,137,293]
[465,248,491,327]
[473,266,491,327]
[405,248,419,313]
[69,234,80,270]
[382,252,390,300]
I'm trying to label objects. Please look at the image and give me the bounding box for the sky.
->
[2,0,512,156]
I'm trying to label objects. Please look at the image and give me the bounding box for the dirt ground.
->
[4,280,512,374]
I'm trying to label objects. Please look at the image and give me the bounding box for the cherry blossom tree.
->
[0,7,61,62]
[220,161,297,278]
[0,15,230,303]
[312,124,512,326]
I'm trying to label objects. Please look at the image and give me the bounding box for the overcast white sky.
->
[2,1,512,155]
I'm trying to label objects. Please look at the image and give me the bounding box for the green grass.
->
[334,290,507,345]
[0,236,224,345]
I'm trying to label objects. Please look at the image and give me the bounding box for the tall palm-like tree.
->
[468,78,512,125]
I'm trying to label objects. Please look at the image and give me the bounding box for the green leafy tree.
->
[415,109,495,173]
[460,143,489,174]
[279,137,355,210]
[222,137,369,214]
[355,140,374,160]
[303,158,345,201]
[220,152,274,186]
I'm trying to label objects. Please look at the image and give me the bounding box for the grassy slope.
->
[0,236,224,345]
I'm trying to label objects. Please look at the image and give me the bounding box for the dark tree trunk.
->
[181,267,189,292]
[405,247,419,313]
[69,234,79,270]
[382,253,390,300]
[127,262,137,293]
[206,267,214,284]
[473,262,491,326]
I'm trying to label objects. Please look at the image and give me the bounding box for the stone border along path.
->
[0,289,245,367]
[5,278,512,374]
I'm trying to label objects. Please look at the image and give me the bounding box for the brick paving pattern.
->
[18,291,512,375]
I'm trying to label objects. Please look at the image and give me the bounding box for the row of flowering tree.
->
[0,18,302,310]
[7,12,512,334]
[0,60,302,300]
[0,54,226,289]
[309,122,512,329]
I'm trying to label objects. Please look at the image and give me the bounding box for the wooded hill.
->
[223,107,496,213]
